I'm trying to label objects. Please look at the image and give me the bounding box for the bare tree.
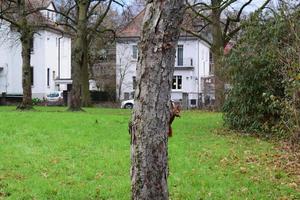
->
[130,0,184,199]
[53,0,122,111]
[0,0,53,110]
[115,44,137,101]
[184,0,271,110]
[116,59,132,101]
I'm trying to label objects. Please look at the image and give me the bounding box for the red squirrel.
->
[128,101,181,139]
[168,101,181,137]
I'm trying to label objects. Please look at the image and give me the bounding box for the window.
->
[209,51,214,74]
[172,76,182,90]
[30,67,34,86]
[132,45,138,59]
[177,45,183,66]
[47,68,50,86]
[132,76,137,90]
[190,99,197,105]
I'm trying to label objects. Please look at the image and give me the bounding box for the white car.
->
[121,99,134,109]
[46,91,64,104]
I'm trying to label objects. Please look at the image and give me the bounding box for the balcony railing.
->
[175,58,194,70]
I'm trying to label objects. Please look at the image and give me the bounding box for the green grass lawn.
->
[0,106,298,200]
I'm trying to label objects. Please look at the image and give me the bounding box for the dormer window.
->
[45,9,56,22]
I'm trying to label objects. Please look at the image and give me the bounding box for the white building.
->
[116,11,214,108]
[0,1,71,99]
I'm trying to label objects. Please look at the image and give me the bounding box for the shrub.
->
[223,10,300,141]
[32,98,42,105]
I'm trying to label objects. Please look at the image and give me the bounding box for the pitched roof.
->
[117,10,145,38]
[0,0,70,36]
[117,9,210,40]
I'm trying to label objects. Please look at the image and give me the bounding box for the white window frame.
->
[172,75,182,90]
[177,45,184,66]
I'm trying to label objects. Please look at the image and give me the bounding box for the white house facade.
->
[0,1,71,99]
[116,11,214,108]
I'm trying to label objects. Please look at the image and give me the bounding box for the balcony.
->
[175,58,194,70]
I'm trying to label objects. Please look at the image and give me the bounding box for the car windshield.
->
[47,93,59,98]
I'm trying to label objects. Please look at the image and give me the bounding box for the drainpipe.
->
[5,64,8,93]
[197,40,200,108]
[58,34,64,79]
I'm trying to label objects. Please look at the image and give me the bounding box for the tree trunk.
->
[81,38,92,107]
[212,52,225,111]
[211,1,225,111]
[118,81,122,101]
[17,28,33,110]
[68,1,88,111]
[130,1,184,199]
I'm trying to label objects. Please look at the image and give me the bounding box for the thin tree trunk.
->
[118,80,122,101]
[130,1,184,199]
[68,1,88,111]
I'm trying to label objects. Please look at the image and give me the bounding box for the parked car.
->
[46,91,64,105]
[120,99,180,109]
[121,99,134,109]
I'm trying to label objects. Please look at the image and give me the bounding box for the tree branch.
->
[223,0,253,35]
[0,14,19,27]
[88,0,113,41]
[220,0,239,11]
[45,8,77,25]
[181,27,212,46]
[87,1,102,19]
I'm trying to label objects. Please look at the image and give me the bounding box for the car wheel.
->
[125,103,133,109]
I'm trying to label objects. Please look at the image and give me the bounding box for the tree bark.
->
[81,37,92,107]
[16,1,34,110]
[211,0,226,111]
[17,29,34,110]
[68,1,88,111]
[130,1,184,199]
